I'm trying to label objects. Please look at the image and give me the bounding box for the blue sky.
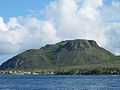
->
[0,0,54,22]
[0,0,120,65]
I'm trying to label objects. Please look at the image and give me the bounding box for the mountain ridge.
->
[0,39,119,70]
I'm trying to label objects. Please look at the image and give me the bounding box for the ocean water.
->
[0,75,120,90]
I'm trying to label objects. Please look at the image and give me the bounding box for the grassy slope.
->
[0,39,120,71]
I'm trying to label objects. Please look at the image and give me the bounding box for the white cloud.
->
[106,23,120,55]
[101,0,120,55]
[112,1,120,7]
[44,0,107,46]
[0,16,60,54]
[102,0,120,22]
[0,17,7,31]
[0,0,120,55]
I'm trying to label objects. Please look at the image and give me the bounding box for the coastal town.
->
[0,70,55,75]
[1,67,120,75]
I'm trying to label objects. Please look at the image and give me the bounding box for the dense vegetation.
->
[54,65,120,75]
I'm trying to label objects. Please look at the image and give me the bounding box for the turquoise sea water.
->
[0,75,120,90]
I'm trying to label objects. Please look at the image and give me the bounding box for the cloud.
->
[0,17,7,31]
[106,23,120,55]
[0,0,120,55]
[44,0,107,46]
[0,16,60,54]
[101,0,120,55]
[112,1,120,7]
[102,0,120,22]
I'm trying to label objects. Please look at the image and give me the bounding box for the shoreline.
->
[1,66,120,75]
[0,74,120,76]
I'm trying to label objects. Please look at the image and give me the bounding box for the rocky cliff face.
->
[0,39,116,70]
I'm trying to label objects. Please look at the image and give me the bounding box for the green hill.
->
[0,39,120,71]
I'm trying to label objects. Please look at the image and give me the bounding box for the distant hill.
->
[0,39,120,70]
